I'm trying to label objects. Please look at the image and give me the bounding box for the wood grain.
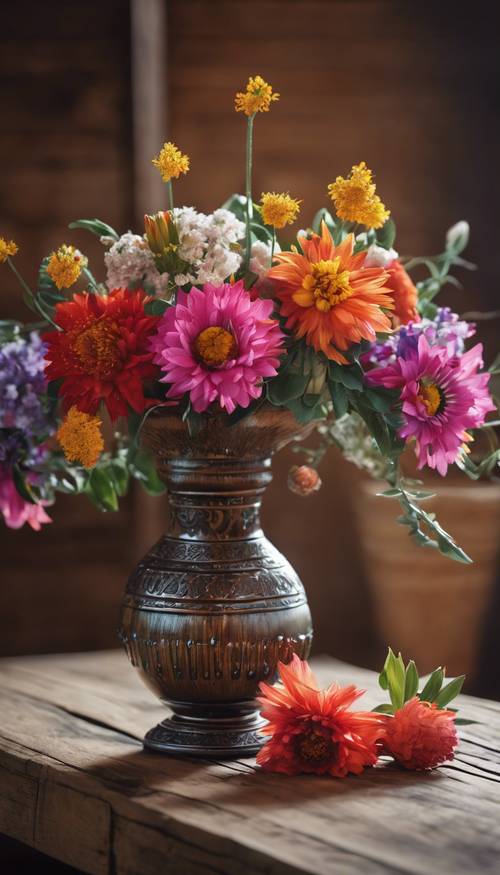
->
[0,650,499,874]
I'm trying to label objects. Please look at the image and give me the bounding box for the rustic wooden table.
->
[0,650,499,875]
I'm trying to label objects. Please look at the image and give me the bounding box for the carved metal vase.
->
[119,407,313,758]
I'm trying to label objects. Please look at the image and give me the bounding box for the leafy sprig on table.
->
[373,647,475,725]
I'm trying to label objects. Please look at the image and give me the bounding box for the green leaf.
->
[364,387,400,413]
[419,668,444,703]
[455,718,479,726]
[128,448,166,496]
[378,668,389,691]
[69,219,119,241]
[86,467,119,512]
[329,362,364,391]
[404,660,419,701]
[267,372,310,405]
[286,396,328,424]
[329,382,349,419]
[372,704,394,714]
[219,193,247,222]
[435,676,465,708]
[145,298,170,316]
[250,221,273,243]
[376,218,396,250]
[12,465,40,505]
[311,208,336,235]
[108,458,129,498]
[384,648,406,710]
[377,488,402,498]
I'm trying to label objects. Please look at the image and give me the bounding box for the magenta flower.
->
[150,281,285,414]
[0,468,52,531]
[367,334,495,475]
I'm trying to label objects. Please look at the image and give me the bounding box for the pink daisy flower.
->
[150,281,285,414]
[367,334,495,475]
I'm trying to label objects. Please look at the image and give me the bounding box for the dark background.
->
[1,0,499,674]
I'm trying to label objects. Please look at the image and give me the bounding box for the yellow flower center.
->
[418,382,444,417]
[71,319,121,376]
[193,326,237,368]
[302,258,354,312]
[56,406,104,469]
[296,729,337,764]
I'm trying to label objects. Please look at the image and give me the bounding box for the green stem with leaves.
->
[7,258,58,329]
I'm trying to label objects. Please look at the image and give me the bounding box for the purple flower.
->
[0,332,52,436]
[365,307,476,367]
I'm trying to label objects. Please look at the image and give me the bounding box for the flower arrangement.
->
[1,75,498,563]
[257,648,469,777]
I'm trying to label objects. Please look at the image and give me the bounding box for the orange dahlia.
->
[257,654,385,777]
[43,289,159,421]
[385,697,458,770]
[387,260,419,326]
[268,222,394,363]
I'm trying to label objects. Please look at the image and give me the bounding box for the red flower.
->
[43,289,159,421]
[256,654,385,777]
[385,697,458,770]
[386,260,419,325]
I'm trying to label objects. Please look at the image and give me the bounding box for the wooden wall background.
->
[0,1,498,668]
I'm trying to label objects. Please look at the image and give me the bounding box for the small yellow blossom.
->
[0,237,18,263]
[260,192,301,229]
[235,75,279,116]
[47,244,86,290]
[152,142,190,182]
[57,406,104,469]
[328,161,390,229]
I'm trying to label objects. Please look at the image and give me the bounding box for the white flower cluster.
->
[103,232,170,296]
[172,207,245,286]
[103,210,279,296]
[325,412,388,479]
[249,239,281,279]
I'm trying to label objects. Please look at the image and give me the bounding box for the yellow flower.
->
[152,142,190,182]
[328,162,390,229]
[57,406,104,469]
[47,244,86,290]
[235,75,279,116]
[260,192,301,229]
[0,237,18,263]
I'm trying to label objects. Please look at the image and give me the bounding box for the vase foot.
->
[143,700,266,759]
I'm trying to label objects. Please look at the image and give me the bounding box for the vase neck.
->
[164,456,272,541]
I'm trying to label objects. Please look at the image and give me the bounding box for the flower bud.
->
[144,211,183,275]
[446,221,469,254]
[287,465,322,497]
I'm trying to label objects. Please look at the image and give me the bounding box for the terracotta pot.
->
[356,480,500,677]
[119,407,313,758]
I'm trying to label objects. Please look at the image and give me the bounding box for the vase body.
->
[119,408,313,757]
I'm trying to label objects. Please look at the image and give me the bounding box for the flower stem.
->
[271,227,276,263]
[244,114,255,270]
[166,180,174,212]
[7,258,59,329]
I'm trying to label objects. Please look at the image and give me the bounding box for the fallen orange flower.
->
[257,654,385,777]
